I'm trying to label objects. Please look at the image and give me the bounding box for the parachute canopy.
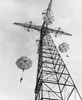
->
[16,56,32,71]
[58,42,69,53]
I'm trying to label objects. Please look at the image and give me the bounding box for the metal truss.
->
[35,32,82,100]
[14,0,82,100]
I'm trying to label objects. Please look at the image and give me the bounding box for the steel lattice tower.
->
[14,0,82,100]
[35,32,82,100]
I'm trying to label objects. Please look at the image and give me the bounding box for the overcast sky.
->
[0,0,82,100]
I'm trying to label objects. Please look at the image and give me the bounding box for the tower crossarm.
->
[14,22,72,36]
[14,22,41,32]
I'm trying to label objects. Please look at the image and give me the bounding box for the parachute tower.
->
[14,0,82,100]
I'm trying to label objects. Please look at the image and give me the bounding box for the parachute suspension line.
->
[64,69,66,99]
[75,89,76,100]
[20,70,24,83]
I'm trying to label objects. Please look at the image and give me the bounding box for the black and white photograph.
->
[0,0,82,100]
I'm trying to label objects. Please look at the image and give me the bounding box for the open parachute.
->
[16,56,32,82]
[58,42,69,53]
[58,42,70,57]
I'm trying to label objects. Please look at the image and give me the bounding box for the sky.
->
[0,0,82,100]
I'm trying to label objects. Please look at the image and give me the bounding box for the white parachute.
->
[16,56,32,82]
[58,42,69,53]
